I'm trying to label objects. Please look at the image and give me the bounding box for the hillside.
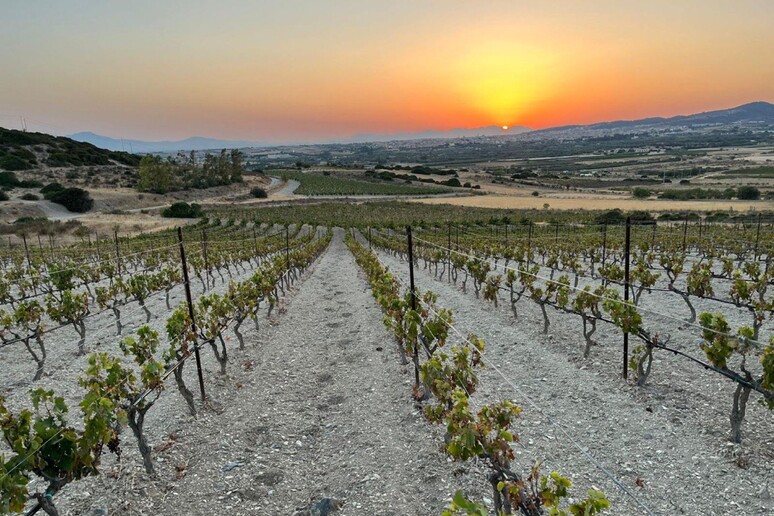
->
[69,132,257,153]
[0,127,140,171]
[543,101,774,133]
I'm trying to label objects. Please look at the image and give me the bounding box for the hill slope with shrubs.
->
[0,127,140,171]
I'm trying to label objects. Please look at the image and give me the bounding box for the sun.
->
[502,125,509,130]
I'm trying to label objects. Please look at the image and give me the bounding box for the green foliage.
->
[601,290,641,334]
[40,182,65,199]
[0,154,32,171]
[658,187,737,201]
[736,185,760,200]
[48,187,93,213]
[0,388,119,513]
[137,149,244,194]
[282,170,452,196]
[441,491,488,516]
[250,186,268,198]
[594,209,625,225]
[162,202,203,218]
[632,187,652,199]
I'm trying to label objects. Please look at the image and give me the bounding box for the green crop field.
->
[281,170,452,196]
[720,166,774,178]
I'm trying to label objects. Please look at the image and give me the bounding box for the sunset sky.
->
[1,0,773,143]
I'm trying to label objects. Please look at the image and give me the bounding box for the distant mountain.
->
[68,132,258,153]
[71,125,531,152]
[345,125,530,143]
[66,101,774,152]
[542,101,774,133]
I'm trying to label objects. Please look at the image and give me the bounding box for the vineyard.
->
[0,207,772,515]
[278,170,453,196]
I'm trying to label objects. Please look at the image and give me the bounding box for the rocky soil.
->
[373,241,774,516]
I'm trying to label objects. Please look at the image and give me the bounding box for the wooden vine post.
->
[201,228,209,291]
[406,225,420,389]
[114,229,122,276]
[623,216,631,379]
[177,226,207,401]
[447,223,452,283]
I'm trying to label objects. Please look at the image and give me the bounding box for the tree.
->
[137,155,174,194]
[229,149,244,183]
[737,186,760,200]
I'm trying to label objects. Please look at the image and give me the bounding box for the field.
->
[1,125,774,516]
[0,202,772,516]
[410,190,768,211]
[279,170,453,196]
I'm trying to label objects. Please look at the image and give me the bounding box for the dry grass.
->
[410,191,768,212]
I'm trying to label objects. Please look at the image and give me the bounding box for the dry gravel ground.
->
[142,229,479,515]
[5,227,772,515]
[5,229,492,515]
[374,245,774,516]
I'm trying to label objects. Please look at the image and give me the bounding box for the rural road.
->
[34,200,83,221]
[271,178,300,196]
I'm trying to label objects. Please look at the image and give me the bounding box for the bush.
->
[20,193,39,201]
[40,182,65,199]
[595,209,625,225]
[0,171,21,187]
[49,187,93,212]
[0,154,32,171]
[628,211,656,225]
[162,202,203,218]
[443,177,461,187]
[0,190,8,201]
[531,191,540,197]
[736,186,760,200]
[250,187,268,198]
[632,187,652,199]
[679,179,690,184]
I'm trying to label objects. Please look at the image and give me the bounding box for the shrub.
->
[443,177,461,187]
[628,211,656,225]
[0,171,21,187]
[0,190,8,201]
[40,182,65,199]
[49,187,93,212]
[595,209,625,225]
[20,193,40,201]
[0,154,32,171]
[632,187,652,199]
[162,202,203,218]
[736,186,760,200]
[250,187,268,198]
[531,191,540,197]
[679,179,690,184]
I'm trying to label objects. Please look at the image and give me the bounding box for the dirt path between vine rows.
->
[109,229,486,515]
[374,247,773,516]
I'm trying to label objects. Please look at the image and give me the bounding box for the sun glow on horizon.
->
[442,39,567,131]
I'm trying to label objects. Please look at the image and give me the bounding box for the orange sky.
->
[1,1,773,142]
